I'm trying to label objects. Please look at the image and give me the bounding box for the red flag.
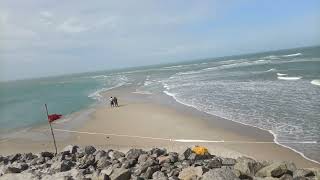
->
[48,114,62,123]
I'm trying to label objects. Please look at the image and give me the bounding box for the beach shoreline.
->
[0,85,319,168]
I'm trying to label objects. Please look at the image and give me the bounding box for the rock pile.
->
[0,145,319,180]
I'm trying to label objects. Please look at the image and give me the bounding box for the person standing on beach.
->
[110,97,114,107]
[113,97,118,107]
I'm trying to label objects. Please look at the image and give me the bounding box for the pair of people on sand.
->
[109,96,118,107]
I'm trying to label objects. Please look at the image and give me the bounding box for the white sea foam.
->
[283,53,302,57]
[91,75,109,79]
[276,73,287,76]
[88,75,128,101]
[266,68,276,72]
[264,55,280,60]
[311,79,320,86]
[277,76,302,80]
[163,88,320,164]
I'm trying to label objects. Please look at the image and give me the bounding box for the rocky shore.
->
[0,145,319,180]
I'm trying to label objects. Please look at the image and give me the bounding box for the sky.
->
[0,0,319,81]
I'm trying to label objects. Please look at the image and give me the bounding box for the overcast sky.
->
[1,0,319,81]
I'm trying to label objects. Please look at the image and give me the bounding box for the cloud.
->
[57,18,88,33]
[0,0,319,81]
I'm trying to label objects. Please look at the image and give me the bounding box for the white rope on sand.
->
[54,128,317,144]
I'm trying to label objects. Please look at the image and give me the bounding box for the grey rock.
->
[256,161,297,178]
[202,168,240,180]
[30,157,45,166]
[222,158,236,166]
[109,168,131,180]
[51,160,75,172]
[122,159,137,169]
[63,145,79,154]
[280,174,293,180]
[179,148,193,161]
[137,154,149,164]
[168,176,179,180]
[168,152,179,163]
[157,155,171,164]
[101,166,114,176]
[61,160,75,172]
[41,152,54,159]
[109,151,125,160]
[85,146,96,155]
[126,149,145,160]
[150,148,167,157]
[5,166,22,174]
[143,165,160,179]
[152,171,168,180]
[97,156,112,169]
[95,150,108,160]
[181,160,192,168]
[18,163,29,171]
[178,166,203,180]
[139,157,157,173]
[8,153,21,163]
[168,168,181,177]
[293,169,315,178]
[234,156,263,178]
[206,157,222,169]
[79,154,95,169]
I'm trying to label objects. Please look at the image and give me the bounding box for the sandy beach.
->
[0,86,319,169]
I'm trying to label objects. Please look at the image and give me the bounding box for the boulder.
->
[139,157,157,173]
[109,168,131,180]
[293,169,315,178]
[221,158,236,166]
[101,166,114,176]
[234,156,263,178]
[126,149,145,160]
[168,152,179,163]
[95,150,108,160]
[8,153,21,163]
[78,154,95,169]
[256,161,296,178]
[157,155,171,164]
[279,174,293,180]
[206,157,222,169]
[51,160,75,172]
[143,165,160,179]
[84,145,96,155]
[179,148,193,161]
[63,145,79,154]
[97,156,112,169]
[138,154,149,164]
[178,166,203,180]
[202,168,240,180]
[40,152,54,159]
[109,151,125,160]
[122,159,137,169]
[5,166,21,174]
[61,160,75,172]
[152,171,168,180]
[150,148,167,157]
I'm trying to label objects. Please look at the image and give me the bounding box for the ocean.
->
[0,46,319,163]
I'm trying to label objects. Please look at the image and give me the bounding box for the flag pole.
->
[45,104,58,155]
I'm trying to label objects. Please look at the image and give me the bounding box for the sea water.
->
[1,46,319,163]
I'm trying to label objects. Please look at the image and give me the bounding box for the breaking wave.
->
[311,80,320,86]
[277,76,302,80]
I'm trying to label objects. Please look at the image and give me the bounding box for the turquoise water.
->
[1,45,319,163]
[0,72,128,132]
